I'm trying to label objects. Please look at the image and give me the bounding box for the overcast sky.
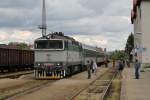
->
[0,0,133,51]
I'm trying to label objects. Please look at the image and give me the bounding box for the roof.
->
[132,0,150,10]
[131,0,142,24]
[35,32,76,42]
[131,0,150,23]
[131,9,136,24]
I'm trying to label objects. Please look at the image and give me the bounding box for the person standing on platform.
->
[113,60,115,69]
[91,60,94,73]
[134,59,141,79]
[87,60,91,79]
[118,60,124,78]
[126,59,130,68]
[105,60,108,68]
[122,60,125,69]
[92,60,98,75]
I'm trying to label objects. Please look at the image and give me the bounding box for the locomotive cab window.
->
[35,40,48,49]
[49,40,63,49]
[35,40,63,49]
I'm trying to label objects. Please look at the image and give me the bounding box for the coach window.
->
[65,41,68,49]
[68,41,72,50]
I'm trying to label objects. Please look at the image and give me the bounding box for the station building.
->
[131,0,150,67]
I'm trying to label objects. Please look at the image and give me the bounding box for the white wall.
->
[141,1,150,63]
[134,6,142,62]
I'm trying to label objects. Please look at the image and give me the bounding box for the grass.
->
[144,66,150,68]
[105,79,121,100]
[140,69,145,72]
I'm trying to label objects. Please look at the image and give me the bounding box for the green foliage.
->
[8,42,31,50]
[110,50,128,60]
[125,33,134,61]
[125,33,134,54]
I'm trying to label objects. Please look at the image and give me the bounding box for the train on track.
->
[34,32,108,79]
[0,47,34,72]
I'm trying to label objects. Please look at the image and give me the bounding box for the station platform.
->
[121,67,150,100]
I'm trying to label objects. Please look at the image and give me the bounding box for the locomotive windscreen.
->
[35,40,63,49]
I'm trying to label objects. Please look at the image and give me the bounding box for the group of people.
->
[117,59,141,79]
[86,58,141,79]
[87,60,98,79]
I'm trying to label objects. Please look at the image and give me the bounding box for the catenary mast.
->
[39,0,47,37]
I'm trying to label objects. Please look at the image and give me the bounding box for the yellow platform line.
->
[37,76,62,80]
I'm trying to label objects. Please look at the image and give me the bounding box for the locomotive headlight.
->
[38,63,41,66]
[57,63,60,66]
[56,62,63,66]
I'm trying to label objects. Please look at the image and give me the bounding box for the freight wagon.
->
[0,48,34,72]
[34,32,107,79]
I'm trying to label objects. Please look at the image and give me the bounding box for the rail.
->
[70,67,117,100]
[100,69,117,99]
[0,71,33,79]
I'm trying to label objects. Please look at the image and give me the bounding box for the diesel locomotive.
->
[34,32,106,79]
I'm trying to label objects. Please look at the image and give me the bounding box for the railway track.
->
[0,71,34,79]
[71,68,117,100]
[0,67,116,100]
[0,79,55,100]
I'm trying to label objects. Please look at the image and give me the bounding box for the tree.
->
[125,33,134,61]
[110,50,128,61]
[8,42,31,50]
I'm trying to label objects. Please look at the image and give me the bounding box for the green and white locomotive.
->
[34,32,106,79]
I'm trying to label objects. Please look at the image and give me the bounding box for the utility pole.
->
[39,0,47,37]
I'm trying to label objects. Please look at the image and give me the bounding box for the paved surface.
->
[121,67,150,100]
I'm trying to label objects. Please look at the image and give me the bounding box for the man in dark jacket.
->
[87,60,92,79]
[118,60,124,72]
[118,60,124,78]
